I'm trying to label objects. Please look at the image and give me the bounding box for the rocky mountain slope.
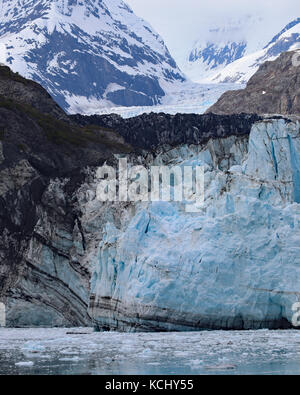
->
[0,0,184,112]
[1,65,300,330]
[0,65,132,326]
[207,51,300,115]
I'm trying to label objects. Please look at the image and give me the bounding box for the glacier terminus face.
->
[83,118,300,331]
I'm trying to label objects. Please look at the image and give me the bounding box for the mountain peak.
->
[208,17,300,84]
[264,17,300,48]
[182,14,269,83]
[182,15,300,85]
[0,0,184,111]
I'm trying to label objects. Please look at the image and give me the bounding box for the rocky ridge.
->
[207,51,300,116]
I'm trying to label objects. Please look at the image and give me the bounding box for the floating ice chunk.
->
[205,364,236,370]
[15,361,34,367]
[22,341,45,353]
[60,348,79,355]
[189,359,203,368]
[139,348,154,358]
[59,356,82,362]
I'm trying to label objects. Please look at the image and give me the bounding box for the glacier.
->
[86,118,300,331]
[77,81,244,117]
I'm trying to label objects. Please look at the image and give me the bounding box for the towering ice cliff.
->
[87,117,300,331]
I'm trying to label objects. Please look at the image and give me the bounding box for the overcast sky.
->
[126,0,300,64]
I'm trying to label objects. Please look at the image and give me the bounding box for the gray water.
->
[0,328,300,375]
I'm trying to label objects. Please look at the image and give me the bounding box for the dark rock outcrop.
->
[207,50,300,115]
[0,66,132,327]
[71,112,262,150]
[0,66,69,122]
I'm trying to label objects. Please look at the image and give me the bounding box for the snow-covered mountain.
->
[183,16,300,85]
[211,17,300,84]
[0,0,184,112]
[187,39,247,80]
[182,15,269,83]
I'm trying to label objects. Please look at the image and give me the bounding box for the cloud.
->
[125,0,300,63]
